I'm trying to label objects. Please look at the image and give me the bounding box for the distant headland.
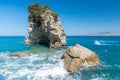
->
[87,31,120,36]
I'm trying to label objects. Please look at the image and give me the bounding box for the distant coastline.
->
[86,31,120,36]
[0,35,120,37]
[1,31,120,37]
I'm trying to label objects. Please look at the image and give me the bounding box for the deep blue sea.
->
[0,36,120,80]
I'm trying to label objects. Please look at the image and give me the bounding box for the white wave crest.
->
[94,40,102,45]
[6,60,68,80]
[0,51,69,80]
[94,40,108,45]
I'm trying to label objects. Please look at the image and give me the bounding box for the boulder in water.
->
[8,53,27,57]
[62,44,99,73]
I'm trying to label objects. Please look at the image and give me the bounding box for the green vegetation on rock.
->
[41,23,46,28]
[51,12,59,21]
[28,3,49,21]
[28,2,59,24]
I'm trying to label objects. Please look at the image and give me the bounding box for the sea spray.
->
[94,40,109,45]
[94,40,102,45]
[0,51,69,80]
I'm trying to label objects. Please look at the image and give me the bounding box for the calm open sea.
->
[0,36,120,80]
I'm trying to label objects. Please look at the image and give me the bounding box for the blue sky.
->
[0,0,120,36]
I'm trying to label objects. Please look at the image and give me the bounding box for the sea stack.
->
[62,44,99,73]
[24,3,66,48]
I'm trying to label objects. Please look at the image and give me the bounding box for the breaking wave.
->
[0,50,119,80]
[94,40,108,45]
[94,40,102,45]
[0,51,70,80]
[0,51,101,80]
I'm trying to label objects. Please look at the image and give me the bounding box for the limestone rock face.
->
[62,44,99,73]
[24,3,66,48]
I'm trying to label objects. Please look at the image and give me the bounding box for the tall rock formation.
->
[24,3,66,48]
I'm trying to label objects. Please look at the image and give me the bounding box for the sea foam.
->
[94,40,102,45]
[0,51,69,80]
[94,40,108,45]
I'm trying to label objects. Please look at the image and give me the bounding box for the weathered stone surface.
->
[24,3,66,49]
[62,44,99,73]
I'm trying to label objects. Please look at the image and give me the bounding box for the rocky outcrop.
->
[24,3,66,48]
[62,44,99,73]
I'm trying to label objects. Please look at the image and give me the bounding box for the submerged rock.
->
[24,3,66,48]
[8,53,27,57]
[62,44,99,73]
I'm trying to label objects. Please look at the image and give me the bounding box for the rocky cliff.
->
[24,3,66,48]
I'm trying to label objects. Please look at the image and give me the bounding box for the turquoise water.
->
[0,36,120,80]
